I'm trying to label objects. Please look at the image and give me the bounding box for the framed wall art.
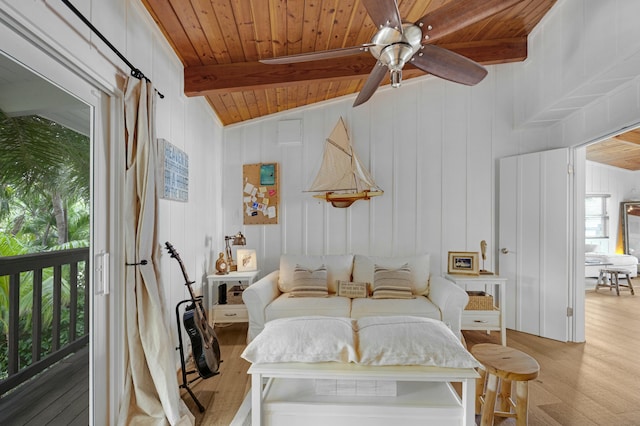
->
[158,138,189,202]
[236,249,257,272]
[447,251,480,275]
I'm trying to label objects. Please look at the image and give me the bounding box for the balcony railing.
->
[0,248,90,395]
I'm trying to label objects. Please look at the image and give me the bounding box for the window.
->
[585,195,610,239]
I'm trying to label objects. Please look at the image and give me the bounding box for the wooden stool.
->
[596,268,635,296]
[471,343,540,426]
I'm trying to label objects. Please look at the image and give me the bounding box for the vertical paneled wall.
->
[222,70,514,278]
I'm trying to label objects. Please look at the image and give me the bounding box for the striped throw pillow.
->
[289,264,329,297]
[371,263,414,299]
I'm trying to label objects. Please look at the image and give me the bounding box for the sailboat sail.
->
[307,117,382,207]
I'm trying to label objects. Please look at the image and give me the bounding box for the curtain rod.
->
[61,0,164,98]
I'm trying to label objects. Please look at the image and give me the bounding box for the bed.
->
[585,252,638,278]
[236,316,481,426]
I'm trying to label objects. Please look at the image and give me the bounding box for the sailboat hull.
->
[313,190,383,208]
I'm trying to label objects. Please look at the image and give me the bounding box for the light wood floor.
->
[184,283,640,425]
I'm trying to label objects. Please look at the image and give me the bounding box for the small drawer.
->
[462,310,500,329]
[212,304,249,323]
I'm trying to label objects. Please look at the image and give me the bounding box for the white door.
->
[498,148,572,342]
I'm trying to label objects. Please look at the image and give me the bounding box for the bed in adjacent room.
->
[585,252,639,278]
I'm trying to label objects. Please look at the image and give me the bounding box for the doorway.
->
[0,29,117,423]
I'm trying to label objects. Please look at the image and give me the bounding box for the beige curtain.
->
[118,77,194,425]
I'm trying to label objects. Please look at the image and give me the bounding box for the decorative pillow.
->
[337,280,368,298]
[241,316,358,364]
[289,264,328,297]
[371,264,414,299]
[353,254,430,295]
[278,254,354,294]
[356,316,481,368]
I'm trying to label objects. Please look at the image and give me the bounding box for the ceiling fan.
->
[260,0,525,106]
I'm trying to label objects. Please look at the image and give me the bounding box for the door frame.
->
[0,14,125,424]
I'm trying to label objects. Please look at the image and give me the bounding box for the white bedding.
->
[585,252,638,277]
[241,315,480,369]
[585,252,638,265]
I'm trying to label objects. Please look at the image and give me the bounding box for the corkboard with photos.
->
[242,163,279,225]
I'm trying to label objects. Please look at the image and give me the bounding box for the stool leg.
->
[625,274,635,295]
[596,270,603,291]
[499,379,512,413]
[608,272,613,291]
[481,373,498,426]
[515,381,530,426]
[476,367,486,415]
[614,272,620,296]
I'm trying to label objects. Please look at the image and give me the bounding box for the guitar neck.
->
[165,242,200,303]
[178,262,198,301]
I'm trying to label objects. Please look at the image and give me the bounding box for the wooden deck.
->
[0,345,89,426]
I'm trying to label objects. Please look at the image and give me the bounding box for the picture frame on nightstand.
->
[237,249,257,272]
[448,251,480,275]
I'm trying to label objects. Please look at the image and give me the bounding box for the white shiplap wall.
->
[222,67,517,278]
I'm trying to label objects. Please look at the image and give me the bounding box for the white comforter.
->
[585,252,638,277]
[585,252,638,265]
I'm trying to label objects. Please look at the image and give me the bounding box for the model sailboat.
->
[307,117,383,208]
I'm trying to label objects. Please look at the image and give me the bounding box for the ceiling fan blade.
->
[260,44,375,64]
[353,62,388,107]
[415,0,525,44]
[361,0,402,30]
[411,45,487,86]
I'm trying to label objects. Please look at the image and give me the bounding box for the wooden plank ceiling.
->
[141,0,557,126]
[587,129,640,171]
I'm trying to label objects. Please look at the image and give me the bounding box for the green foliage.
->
[0,110,89,197]
[0,109,90,382]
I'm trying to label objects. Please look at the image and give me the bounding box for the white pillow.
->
[241,316,358,364]
[356,316,481,368]
[279,254,354,294]
[353,254,430,295]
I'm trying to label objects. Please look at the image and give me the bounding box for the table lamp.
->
[225,231,246,272]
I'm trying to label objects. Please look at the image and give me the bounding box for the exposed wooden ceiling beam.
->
[185,38,527,97]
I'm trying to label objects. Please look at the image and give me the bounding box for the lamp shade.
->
[232,232,246,246]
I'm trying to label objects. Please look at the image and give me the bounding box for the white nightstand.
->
[445,274,508,345]
[205,270,259,324]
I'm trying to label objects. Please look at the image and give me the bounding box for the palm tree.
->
[0,109,89,245]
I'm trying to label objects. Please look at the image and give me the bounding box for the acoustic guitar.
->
[165,242,221,378]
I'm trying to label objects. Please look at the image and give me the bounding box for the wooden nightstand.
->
[445,274,507,345]
[205,270,259,324]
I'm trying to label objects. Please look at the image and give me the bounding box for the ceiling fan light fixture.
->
[390,69,402,88]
